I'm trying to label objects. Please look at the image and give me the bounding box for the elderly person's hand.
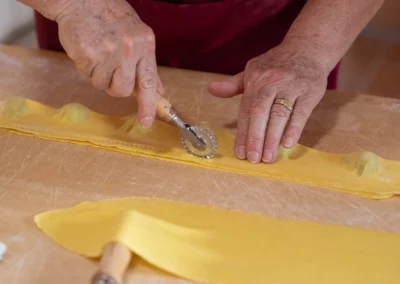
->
[208,39,329,164]
[23,0,163,128]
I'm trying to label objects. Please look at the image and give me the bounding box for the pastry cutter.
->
[150,93,218,159]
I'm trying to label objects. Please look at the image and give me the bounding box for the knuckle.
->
[110,85,132,97]
[141,101,157,112]
[246,66,291,87]
[285,126,301,138]
[292,108,309,119]
[74,60,91,77]
[251,102,269,117]
[74,58,87,68]
[108,89,122,98]
[91,71,111,90]
[244,62,263,80]
[144,30,155,45]
[236,119,249,131]
[76,41,89,53]
[136,27,155,47]
[92,83,106,91]
[239,102,252,115]
[247,70,263,83]
[123,37,135,50]
[247,135,264,145]
[78,67,92,78]
[139,76,157,90]
[251,86,273,115]
[121,85,134,97]
[265,68,288,79]
[92,80,107,91]
[257,84,272,97]
[80,46,95,60]
[265,135,280,145]
[235,132,248,143]
[238,109,251,121]
[102,42,116,56]
[81,48,101,64]
[270,104,289,118]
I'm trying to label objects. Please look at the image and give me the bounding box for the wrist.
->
[17,0,76,21]
[281,35,336,75]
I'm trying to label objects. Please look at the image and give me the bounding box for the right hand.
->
[53,0,163,128]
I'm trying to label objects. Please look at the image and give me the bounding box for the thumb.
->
[208,72,244,98]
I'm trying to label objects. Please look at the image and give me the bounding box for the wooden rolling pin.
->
[91,242,132,284]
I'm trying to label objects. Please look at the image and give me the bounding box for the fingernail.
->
[235,146,246,159]
[140,117,153,128]
[283,138,294,148]
[262,151,273,163]
[247,151,260,163]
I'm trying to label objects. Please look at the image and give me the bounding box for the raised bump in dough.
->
[342,151,384,177]
[277,144,308,161]
[2,96,32,119]
[54,103,91,123]
[119,116,152,135]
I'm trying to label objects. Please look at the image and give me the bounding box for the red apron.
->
[34,0,339,89]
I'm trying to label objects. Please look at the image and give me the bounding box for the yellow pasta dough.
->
[35,197,400,284]
[0,96,399,198]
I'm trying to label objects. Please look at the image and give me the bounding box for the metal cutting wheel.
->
[181,125,218,159]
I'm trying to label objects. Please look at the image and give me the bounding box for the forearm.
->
[283,0,384,72]
[17,0,74,20]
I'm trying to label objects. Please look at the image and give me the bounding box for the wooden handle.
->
[132,90,173,121]
[155,93,172,118]
[91,242,132,284]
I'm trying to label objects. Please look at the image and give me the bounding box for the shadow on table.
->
[298,90,359,149]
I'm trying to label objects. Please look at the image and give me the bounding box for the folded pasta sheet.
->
[0,96,399,198]
[35,197,400,284]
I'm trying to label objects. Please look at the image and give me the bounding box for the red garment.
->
[34,0,339,89]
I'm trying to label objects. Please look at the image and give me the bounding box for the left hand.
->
[208,40,330,164]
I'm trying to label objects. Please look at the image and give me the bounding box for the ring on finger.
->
[273,98,294,112]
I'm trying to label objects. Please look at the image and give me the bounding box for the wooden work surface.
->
[0,45,399,284]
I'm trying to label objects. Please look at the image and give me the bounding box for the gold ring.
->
[274,98,293,111]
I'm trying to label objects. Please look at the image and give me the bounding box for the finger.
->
[262,93,296,163]
[74,58,96,78]
[208,72,244,98]
[107,60,137,97]
[282,96,316,148]
[91,61,118,91]
[156,74,165,96]
[245,86,275,163]
[135,56,158,128]
[234,81,254,160]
